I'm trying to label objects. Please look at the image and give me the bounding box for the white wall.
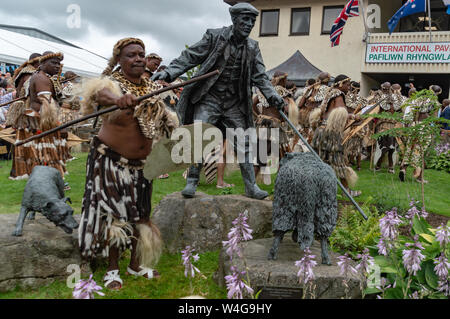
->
[251,0,366,82]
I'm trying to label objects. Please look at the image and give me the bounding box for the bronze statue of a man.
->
[152,3,285,199]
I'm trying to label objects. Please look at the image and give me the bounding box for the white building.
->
[225,0,450,98]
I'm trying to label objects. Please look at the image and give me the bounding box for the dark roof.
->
[0,24,81,48]
[266,50,323,86]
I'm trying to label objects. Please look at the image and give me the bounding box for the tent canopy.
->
[0,28,107,77]
[266,50,323,87]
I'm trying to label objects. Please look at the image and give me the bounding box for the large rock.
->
[151,192,273,254]
[0,214,90,292]
[216,238,362,299]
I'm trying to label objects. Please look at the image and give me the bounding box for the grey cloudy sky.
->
[0,0,232,64]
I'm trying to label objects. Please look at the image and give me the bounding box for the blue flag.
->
[443,0,450,14]
[388,0,426,34]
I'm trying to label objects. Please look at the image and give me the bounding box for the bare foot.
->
[216,182,234,189]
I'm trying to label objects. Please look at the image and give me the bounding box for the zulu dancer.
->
[344,81,367,171]
[152,3,285,200]
[142,53,162,79]
[297,72,331,143]
[9,52,67,180]
[310,75,361,197]
[78,38,175,290]
[6,53,41,179]
[374,82,403,174]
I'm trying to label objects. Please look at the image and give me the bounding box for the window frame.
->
[321,5,344,35]
[290,7,311,36]
[259,9,280,37]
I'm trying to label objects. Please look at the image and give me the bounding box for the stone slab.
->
[0,214,90,293]
[151,192,273,254]
[216,237,362,299]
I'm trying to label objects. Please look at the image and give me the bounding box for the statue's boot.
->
[239,163,268,200]
[181,164,202,198]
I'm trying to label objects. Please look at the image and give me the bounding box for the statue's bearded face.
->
[232,13,256,39]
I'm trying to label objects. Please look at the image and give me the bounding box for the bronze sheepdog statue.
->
[268,152,338,265]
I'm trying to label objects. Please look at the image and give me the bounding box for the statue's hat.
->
[229,3,259,16]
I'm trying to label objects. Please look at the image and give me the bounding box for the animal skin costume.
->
[5,56,39,128]
[310,83,357,187]
[344,89,368,166]
[298,81,330,141]
[78,38,174,268]
[9,53,68,180]
[374,89,403,171]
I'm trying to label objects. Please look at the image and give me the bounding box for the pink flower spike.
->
[72,274,104,299]
[379,209,402,241]
[225,266,254,299]
[402,237,425,276]
[435,224,450,248]
[181,246,202,279]
[433,253,450,280]
[295,247,317,285]
[222,210,254,260]
[337,253,357,277]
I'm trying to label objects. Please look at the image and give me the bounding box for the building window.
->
[290,8,311,36]
[321,6,344,34]
[260,9,280,36]
[399,0,450,32]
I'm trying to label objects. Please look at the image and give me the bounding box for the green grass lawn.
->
[0,153,448,298]
[347,161,450,217]
[1,153,448,217]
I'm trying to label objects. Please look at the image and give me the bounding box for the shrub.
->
[330,199,381,258]
[426,143,450,173]
[365,203,450,299]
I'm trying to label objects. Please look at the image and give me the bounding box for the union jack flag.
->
[330,0,360,47]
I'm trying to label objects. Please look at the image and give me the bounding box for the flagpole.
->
[427,0,432,42]
[359,0,369,41]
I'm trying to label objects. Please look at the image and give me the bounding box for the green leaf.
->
[423,241,442,259]
[374,255,392,268]
[373,255,399,274]
[381,266,398,274]
[384,287,403,299]
[419,233,434,244]
[416,268,426,285]
[412,216,433,236]
[424,261,439,290]
[364,287,381,295]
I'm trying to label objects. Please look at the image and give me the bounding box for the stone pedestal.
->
[0,214,90,292]
[216,238,362,299]
[151,192,273,254]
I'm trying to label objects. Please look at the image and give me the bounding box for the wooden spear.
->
[15,70,219,147]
